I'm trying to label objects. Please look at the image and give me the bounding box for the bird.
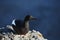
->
[11,15,37,35]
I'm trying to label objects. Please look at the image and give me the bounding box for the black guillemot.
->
[12,15,37,35]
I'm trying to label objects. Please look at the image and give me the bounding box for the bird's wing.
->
[15,20,23,28]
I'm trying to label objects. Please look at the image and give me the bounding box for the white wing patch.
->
[12,19,16,26]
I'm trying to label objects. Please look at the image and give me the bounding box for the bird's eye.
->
[30,16,33,18]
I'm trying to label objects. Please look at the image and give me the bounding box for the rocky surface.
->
[0,25,47,40]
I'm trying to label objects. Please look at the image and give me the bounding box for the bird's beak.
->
[31,16,37,20]
[32,17,37,20]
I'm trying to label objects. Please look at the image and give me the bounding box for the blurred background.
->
[0,0,60,40]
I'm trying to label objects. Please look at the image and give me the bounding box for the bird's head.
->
[24,15,37,21]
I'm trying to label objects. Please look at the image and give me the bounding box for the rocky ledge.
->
[0,25,47,40]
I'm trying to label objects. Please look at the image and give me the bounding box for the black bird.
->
[12,15,37,35]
